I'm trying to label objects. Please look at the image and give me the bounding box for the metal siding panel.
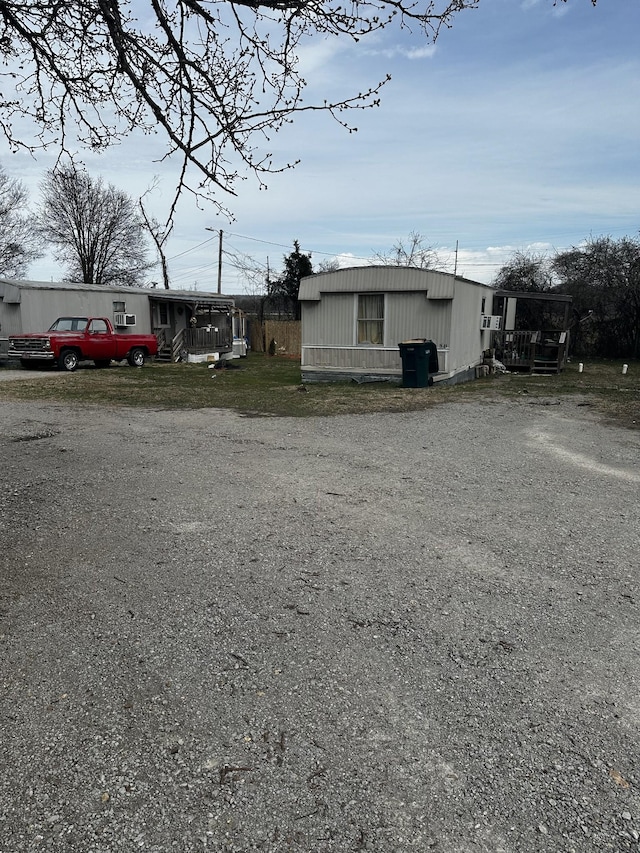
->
[385,293,426,345]
[0,282,21,303]
[302,293,354,346]
[302,290,454,355]
[11,288,154,333]
[300,275,495,379]
[425,301,453,349]
[302,346,400,370]
[0,304,22,335]
[385,293,452,348]
[301,274,493,375]
[22,291,92,332]
[1,281,244,337]
[449,279,492,370]
[301,302,320,346]
[328,293,354,345]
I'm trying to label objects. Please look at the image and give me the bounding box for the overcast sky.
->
[4,0,639,292]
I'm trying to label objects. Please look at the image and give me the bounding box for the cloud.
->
[4,0,639,295]
[520,0,568,18]
[296,36,348,77]
[550,3,571,19]
[367,43,438,60]
[335,252,369,268]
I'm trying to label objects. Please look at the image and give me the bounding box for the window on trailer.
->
[357,294,384,345]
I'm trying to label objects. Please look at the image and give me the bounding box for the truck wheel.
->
[128,348,146,368]
[59,349,79,372]
[94,359,111,368]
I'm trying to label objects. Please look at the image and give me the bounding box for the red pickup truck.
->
[8,316,159,371]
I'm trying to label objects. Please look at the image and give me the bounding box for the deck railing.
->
[491,329,569,372]
[153,325,234,362]
[182,326,231,352]
[172,329,185,363]
[154,327,167,350]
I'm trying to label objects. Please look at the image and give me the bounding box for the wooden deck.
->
[491,330,569,373]
[154,326,233,362]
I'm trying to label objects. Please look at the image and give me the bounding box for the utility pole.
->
[205,227,223,293]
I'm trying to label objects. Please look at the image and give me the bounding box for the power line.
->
[225,230,373,262]
[167,236,216,262]
[165,224,640,285]
[169,262,217,283]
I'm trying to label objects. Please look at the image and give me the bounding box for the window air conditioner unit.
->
[481,315,502,331]
[114,312,136,327]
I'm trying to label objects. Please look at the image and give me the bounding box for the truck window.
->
[49,317,89,331]
[88,319,109,334]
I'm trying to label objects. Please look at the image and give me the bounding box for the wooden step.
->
[533,359,559,374]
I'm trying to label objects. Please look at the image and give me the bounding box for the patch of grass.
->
[463,360,639,429]
[0,354,638,428]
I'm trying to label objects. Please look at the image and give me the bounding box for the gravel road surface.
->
[1,398,639,852]
[0,369,67,383]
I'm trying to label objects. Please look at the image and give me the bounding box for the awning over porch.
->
[148,289,234,312]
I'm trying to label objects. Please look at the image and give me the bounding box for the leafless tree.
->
[374,231,440,269]
[553,235,640,359]
[317,258,341,273]
[139,183,171,289]
[0,165,41,278]
[493,250,554,293]
[39,162,153,287]
[223,246,269,296]
[0,0,590,225]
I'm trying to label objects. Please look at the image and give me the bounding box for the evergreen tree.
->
[268,240,313,320]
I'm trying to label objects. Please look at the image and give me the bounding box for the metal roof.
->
[0,278,234,309]
[494,289,572,303]
[298,266,491,302]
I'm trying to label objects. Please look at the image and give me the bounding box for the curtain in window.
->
[357,294,384,345]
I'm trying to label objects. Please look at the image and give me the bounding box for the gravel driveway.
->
[0,368,65,382]
[1,398,638,852]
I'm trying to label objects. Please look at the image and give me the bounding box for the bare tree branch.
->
[139,181,172,289]
[0,0,593,227]
[374,231,440,269]
[0,164,42,277]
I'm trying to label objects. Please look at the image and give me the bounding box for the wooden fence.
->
[249,320,301,355]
